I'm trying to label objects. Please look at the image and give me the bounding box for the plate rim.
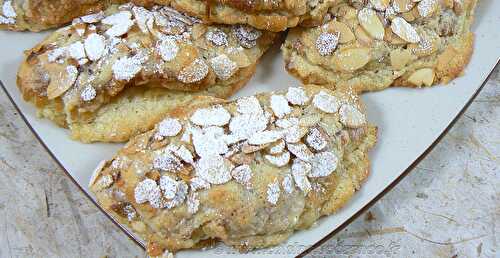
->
[0,61,497,257]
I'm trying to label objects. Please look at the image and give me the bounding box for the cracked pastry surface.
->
[282,0,477,93]
[1,0,339,32]
[89,85,377,256]
[17,3,276,143]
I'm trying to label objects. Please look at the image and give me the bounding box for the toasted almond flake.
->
[67,41,86,60]
[159,175,178,199]
[132,6,153,33]
[102,11,134,37]
[265,151,291,167]
[47,65,78,99]
[177,58,209,83]
[81,85,96,102]
[206,29,228,46]
[187,192,200,214]
[84,33,105,61]
[195,155,233,184]
[391,17,421,43]
[267,180,281,205]
[209,54,238,80]
[309,151,338,177]
[173,145,194,164]
[282,174,295,194]
[306,128,328,151]
[157,118,182,137]
[163,181,188,209]
[339,104,366,128]
[313,91,340,113]
[229,113,268,140]
[47,48,66,63]
[157,37,179,62]
[134,178,161,204]
[192,126,228,157]
[2,1,16,18]
[190,105,231,126]
[291,159,312,194]
[358,8,385,40]
[153,151,183,172]
[231,164,253,186]
[248,130,283,145]
[299,114,321,127]
[233,25,261,48]
[237,96,263,114]
[283,125,307,143]
[287,143,313,161]
[335,48,371,71]
[286,87,309,106]
[276,117,299,129]
[190,177,210,191]
[89,160,107,187]
[417,0,437,17]
[369,0,390,11]
[81,12,105,23]
[112,56,142,81]
[270,95,291,118]
[269,139,286,154]
[316,32,339,56]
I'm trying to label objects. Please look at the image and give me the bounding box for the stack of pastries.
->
[3,0,478,256]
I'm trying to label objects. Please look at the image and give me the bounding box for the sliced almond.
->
[392,0,415,13]
[417,0,438,17]
[390,17,421,43]
[407,37,439,57]
[354,25,373,46]
[339,104,366,128]
[46,65,79,99]
[358,8,385,40]
[408,68,435,86]
[401,8,417,22]
[390,49,414,69]
[369,0,390,11]
[326,20,355,43]
[334,48,371,72]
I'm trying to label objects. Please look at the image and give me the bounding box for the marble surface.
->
[0,67,498,258]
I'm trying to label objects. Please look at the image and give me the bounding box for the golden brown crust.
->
[17,3,276,143]
[0,0,339,32]
[282,0,478,93]
[90,85,377,256]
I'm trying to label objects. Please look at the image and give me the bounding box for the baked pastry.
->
[0,0,123,31]
[89,85,377,256]
[1,0,338,32]
[17,3,276,143]
[158,0,340,32]
[282,0,477,93]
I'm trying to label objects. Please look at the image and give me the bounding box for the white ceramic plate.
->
[1,1,499,257]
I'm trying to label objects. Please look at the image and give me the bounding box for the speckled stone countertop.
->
[0,67,498,258]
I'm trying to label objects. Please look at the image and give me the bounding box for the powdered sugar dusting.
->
[177,58,209,83]
[157,118,182,137]
[316,32,339,56]
[286,87,309,106]
[112,56,142,81]
[265,151,291,167]
[84,33,105,61]
[248,130,283,145]
[270,95,291,118]
[209,54,238,80]
[134,178,161,204]
[195,155,233,184]
[339,104,366,128]
[313,91,340,113]
[309,151,338,177]
[159,175,178,199]
[306,127,327,151]
[101,11,134,37]
[2,1,16,18]
[206,29,228,46]
[190,105,231,126]
[231,164,253,187]
[267,180,281,205]
[157,37,179,62]
[80,86,96,102]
